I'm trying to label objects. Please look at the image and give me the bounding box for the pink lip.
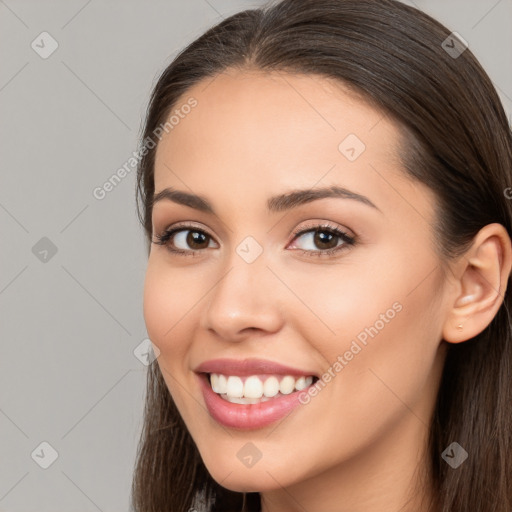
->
[194,357,318,378]
[196,373,315,430]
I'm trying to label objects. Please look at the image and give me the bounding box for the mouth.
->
[194,358,321,429]
[196,371,320,429]
[203,372,319,404]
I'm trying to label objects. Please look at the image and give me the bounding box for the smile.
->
[209,373,316,403]
[197,372,319,429]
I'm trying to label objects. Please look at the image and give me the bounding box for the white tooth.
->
[295,376,307,391]
[226,376,244,398]
[224,396,246,404]
[263,376,280,397]
[279,375,296,395]
[210,373,220,393]
[220,394,274,404]
[244,376,263,398]
[305,376,313,387]
[224,395,260,404]
[245,397,262,404]
[217,374,228,394]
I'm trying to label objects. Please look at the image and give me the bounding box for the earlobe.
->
[442,223,512,344]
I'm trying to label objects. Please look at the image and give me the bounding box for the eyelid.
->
[158,221,217,241]
[290,220,355,239]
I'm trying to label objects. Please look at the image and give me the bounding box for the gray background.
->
[0,1,510,511]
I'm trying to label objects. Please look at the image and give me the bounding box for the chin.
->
[210,473,282,493]
[203,458,295,493]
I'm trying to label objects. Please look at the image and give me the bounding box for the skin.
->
[143,68,512,512]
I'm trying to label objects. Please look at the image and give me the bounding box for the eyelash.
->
[152,222,357,258]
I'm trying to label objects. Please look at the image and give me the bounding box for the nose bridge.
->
[200,239,283,339]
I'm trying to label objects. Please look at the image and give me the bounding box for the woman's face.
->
[144,69,450,497]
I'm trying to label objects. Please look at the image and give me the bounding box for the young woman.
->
[131,1,512,510]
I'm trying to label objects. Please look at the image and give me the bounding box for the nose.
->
[199,256,284,342]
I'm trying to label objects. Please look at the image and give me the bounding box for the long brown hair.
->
[132,1,512,510]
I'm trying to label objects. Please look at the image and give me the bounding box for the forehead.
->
[152,68,434,224]
[155,68,401,171]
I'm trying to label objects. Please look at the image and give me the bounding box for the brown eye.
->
[184,230,210,250]
[289,225,355,256]
[312,230,339,250]
[152,226,216,255]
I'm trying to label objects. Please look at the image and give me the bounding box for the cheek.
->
[282,246,443,424]
[143,260,202,413]
[277,255,406,356]
[284,241,439,357]
[142,259,197,359]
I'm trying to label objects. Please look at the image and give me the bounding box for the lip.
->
[196,372,315,430]
[194,357,318,378]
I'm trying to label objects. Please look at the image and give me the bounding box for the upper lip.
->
[194,358,318,378]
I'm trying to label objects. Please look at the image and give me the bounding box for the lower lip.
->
[197,373,313,430]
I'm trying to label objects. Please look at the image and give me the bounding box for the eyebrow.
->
[151,185,381,214]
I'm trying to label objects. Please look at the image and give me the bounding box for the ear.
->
[443,223,512,343]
